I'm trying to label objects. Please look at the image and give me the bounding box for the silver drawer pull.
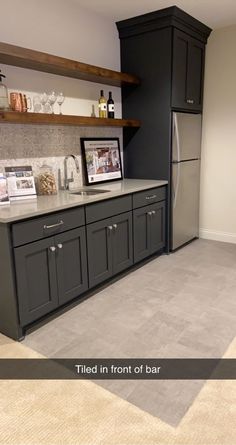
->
[152,210,156,215]
[187,99,194,104]
[57,243,63,249]
[107,225,113,231]
[113,224,117,230]
[147,211,152,216]
[146,194,157,200]
[43,220,64,230]
[49,246,56,252]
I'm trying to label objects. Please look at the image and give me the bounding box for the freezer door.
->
[172,112,202,162]
[172,159,200,250]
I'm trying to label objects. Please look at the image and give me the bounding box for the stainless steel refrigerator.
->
[171,112,202,251]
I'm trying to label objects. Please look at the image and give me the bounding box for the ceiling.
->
[72,0,236,29]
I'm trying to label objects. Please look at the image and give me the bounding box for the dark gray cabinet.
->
[117,7,211,250]
[86,217,113,288]
[55,227,88,305]
[14,237,58,325]
[112,212,133,274]
[87,211,133,288]
[0,186,167,340]
[14,227,88,325]
[172,29,205,111]
[133,202,166,263]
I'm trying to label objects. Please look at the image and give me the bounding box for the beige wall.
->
[200,25,236,243]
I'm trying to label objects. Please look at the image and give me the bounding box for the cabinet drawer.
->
[12,206,85,247]
[133,187,166,209]
[86,195,132,224]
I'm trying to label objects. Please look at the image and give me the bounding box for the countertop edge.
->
[0,179,168,223]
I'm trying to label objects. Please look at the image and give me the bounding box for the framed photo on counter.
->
[81,137,122,185]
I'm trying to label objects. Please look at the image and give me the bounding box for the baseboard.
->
[199,228,236,244]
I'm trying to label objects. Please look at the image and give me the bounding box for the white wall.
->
[200,25,236,243]
[0,0,121,117]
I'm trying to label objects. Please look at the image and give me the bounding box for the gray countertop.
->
[0,179,168,223]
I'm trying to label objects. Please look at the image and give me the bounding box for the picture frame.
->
[80,137,123,186]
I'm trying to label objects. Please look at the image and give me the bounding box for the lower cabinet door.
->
[55,227,88,305]
[133,207,151,263]
[112,211,133,275]
[150,201,166,254]
[86,217,113,288]
[14,237,58,326]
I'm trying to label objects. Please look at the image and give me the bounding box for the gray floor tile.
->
[23,239,236,426]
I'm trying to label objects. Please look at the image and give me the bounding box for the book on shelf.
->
[5,166,37,201]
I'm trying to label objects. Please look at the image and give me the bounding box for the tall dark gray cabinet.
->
[116,6,211,249]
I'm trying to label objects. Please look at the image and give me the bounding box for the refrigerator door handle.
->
[173,162,180,209]
[173,113,181,208]
[173,113,181,163]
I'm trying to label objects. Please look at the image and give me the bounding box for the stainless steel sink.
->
[70,188,110,196]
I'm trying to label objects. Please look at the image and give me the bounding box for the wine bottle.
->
[107,91,115,118]
[98,90,107,118]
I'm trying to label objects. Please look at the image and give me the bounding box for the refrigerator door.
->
[172,112,202,162]
[172,159,200,250]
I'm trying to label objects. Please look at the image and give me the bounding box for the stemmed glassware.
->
[48,91,57,114]
[41,92,50,113]
[39,91,65,114]
[57,92,65,114]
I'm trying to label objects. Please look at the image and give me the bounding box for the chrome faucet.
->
[58,154,80,190]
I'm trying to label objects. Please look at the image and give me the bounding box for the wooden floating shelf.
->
[0,41,140,87]
[0,111,141,128]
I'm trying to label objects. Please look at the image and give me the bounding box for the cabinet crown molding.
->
[116,6,212,43]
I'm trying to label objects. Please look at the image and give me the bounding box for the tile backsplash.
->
[0,123,122,188]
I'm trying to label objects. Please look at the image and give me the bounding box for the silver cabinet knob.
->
[113,224,118,230]
[57,243,63,249]
[187,99,194,104]
[49,246,56,252]
[147,211,152,216]
[107,225,113,231]
[152,210,156,215]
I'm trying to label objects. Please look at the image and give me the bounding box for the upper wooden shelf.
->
[0,41,140,87]
[0,111,141,128]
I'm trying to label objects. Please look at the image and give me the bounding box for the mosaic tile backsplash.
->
[0,123,122,188]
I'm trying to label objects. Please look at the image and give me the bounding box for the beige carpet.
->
[0,333,236,445]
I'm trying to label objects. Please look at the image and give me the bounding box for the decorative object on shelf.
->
[91,104,96,118]
[107,91,114,118]
[48,91,57,114]
[37,163,57,195]
[5,166,37,201]
[98,90,107,118]
[57,92,65,114]
[81,137,122,185]
[0,70,10,111]
[10,92,31,112]
[0,173,10,205]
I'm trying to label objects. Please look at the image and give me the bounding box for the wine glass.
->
[41,92,49,113]
[48,91,57,114]
[57,92,65,114]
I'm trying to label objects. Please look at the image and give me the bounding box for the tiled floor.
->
[23,239,236,426]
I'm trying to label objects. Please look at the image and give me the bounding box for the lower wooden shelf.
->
[0,111,141,128]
